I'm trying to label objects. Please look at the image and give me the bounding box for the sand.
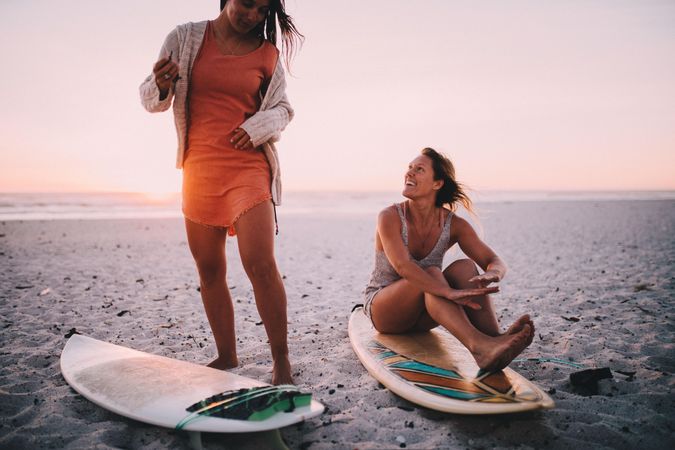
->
[0,199,673,449]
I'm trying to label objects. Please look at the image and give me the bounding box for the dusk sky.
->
[1,0,674,194]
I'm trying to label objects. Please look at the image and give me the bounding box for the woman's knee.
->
[194,257,226,287]
[185,220,227,286]
[443,258,479,288]
[242,258,279,284]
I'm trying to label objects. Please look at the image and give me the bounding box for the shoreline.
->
[1,194,674,223]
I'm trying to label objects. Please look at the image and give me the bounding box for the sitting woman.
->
[364,148,534,372]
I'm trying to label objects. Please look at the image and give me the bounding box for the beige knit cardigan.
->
[139,21,293,206]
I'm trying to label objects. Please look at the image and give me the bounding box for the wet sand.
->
[0,199,673,449]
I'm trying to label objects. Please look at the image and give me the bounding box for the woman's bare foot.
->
[271,355,294,385]
[207,355,239,370]
[505,314,535,346]
[473,324,532,372]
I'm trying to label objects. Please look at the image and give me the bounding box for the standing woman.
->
[139,0,302,384]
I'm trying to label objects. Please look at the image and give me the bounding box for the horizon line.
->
[2,188,675,196]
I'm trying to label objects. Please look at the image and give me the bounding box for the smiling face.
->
[224,0,270,34]
[402,155,444,200]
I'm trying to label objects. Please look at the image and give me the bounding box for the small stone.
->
[64,328,80,338]
[633,284,650,292]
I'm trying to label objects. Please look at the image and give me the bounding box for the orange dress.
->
[182,21,277,235]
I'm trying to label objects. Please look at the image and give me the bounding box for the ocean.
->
[0,191,673,221]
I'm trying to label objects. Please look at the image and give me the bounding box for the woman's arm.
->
[453,215,508,285]
[239,62,294,147]
[378,208,495,308]
[139,28,180,113]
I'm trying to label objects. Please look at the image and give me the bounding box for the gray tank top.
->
[364,203,453,298]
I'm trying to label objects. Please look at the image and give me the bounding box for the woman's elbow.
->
[488,256,508,276]
[141,95,171,113]
[141,102,168,114]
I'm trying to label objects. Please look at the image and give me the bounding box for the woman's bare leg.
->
[371,266,532,371]
[444,259,534,343]
[444,259,501,335]
[185,219,238,369]
[369,278,428,333]
[234,201,292,385]
[424,267,531,371]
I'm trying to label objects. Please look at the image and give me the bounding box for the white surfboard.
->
[60,335,324,435]
[349,307,554,414]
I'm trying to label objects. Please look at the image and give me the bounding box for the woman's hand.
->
[153,55,179,99]
[231,128,255,150]
[443,285,499,310]
[468,270,502,287]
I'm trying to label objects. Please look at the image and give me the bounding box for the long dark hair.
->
[220,0,303,68]
[421,147,473,213]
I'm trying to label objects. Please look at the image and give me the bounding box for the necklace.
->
[417,211,438,249]
[404,202,440,251]
[213,23,245,55]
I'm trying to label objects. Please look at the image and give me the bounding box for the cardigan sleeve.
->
[239,61,294,147]
[239,93,294,146]
[139,27,180,113]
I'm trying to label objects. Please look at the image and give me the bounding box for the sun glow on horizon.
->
[1,1,674,193]
[140,190,180,204]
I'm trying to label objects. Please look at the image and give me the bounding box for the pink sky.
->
[1,0,673,193]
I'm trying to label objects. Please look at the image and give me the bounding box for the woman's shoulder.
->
[261,41,280,66]
[175,20,208,31]
[168,21,208,40]
[380,203,402,214]
[377,204,403,224]
[159,21,208,58]
[262,40,280,54]
[449,212,468,226]
[448,213,475,239]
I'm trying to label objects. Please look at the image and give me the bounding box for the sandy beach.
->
[1,198,673,449]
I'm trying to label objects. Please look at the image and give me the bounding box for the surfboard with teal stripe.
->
[349,307,554,414]
[60,334,325,435]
